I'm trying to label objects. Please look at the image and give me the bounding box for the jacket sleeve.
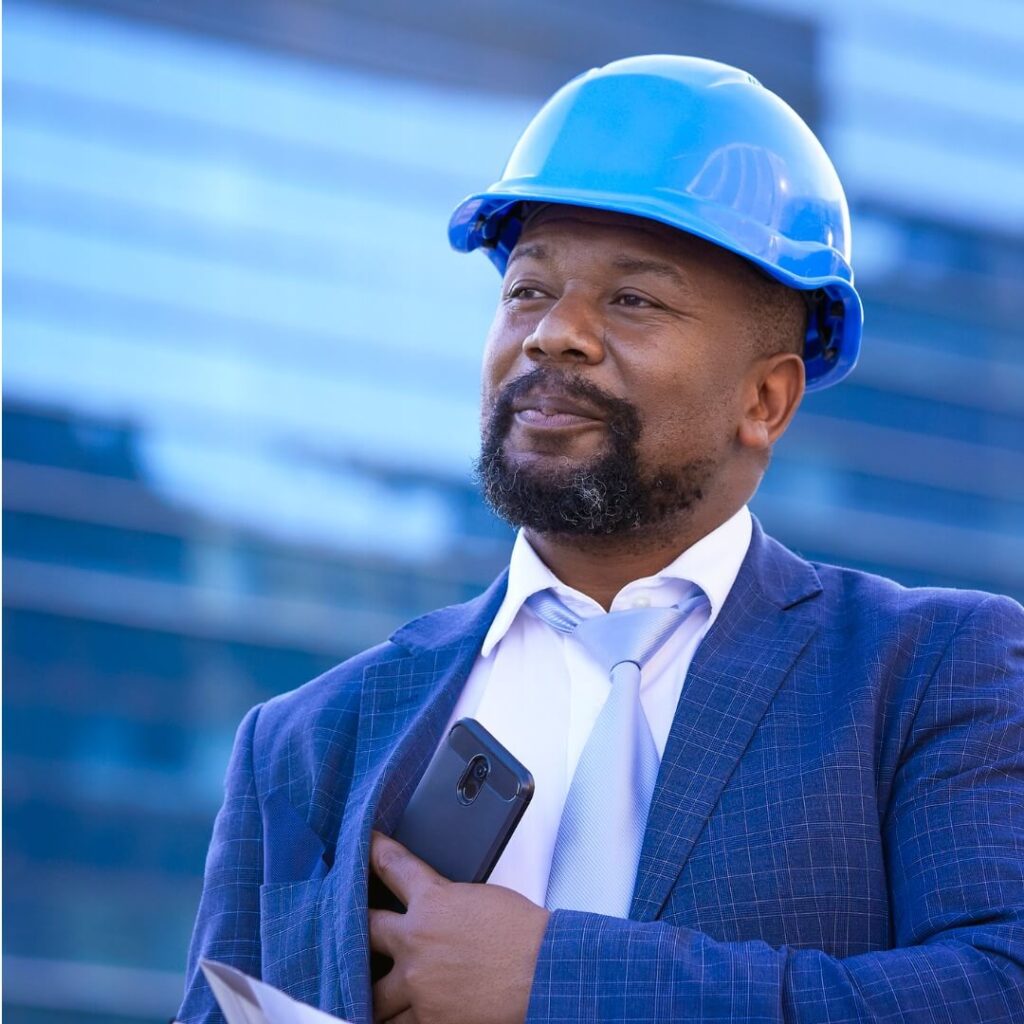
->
[177,703,265,1023]
[526,595,1024,1023]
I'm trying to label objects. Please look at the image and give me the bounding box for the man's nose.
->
[522,293,605,364]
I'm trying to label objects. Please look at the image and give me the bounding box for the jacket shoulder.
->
[800,559,1024,697]
[807,557,1022,630]
[259,638,405,727]
[244,570,509,793]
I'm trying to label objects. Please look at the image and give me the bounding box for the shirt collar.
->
[480,505,753,657]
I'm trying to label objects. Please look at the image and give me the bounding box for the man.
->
[179,56,1024,1023]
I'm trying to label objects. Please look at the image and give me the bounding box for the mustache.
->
[476,366,711,535]
[486,367,640,440]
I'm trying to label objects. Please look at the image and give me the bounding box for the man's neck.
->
[524,507,739,610]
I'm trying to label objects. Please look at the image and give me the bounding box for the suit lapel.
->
[630,523,822,921]
[359,644,479,834]
[328,571,509,1023]
[347,570,511,834]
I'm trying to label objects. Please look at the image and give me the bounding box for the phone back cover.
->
[393,725,529,883]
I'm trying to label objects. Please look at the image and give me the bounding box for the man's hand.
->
[369,831,550,1024]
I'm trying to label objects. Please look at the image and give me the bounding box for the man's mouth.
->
[511,392,606,428]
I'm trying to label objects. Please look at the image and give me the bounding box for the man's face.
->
[477,206,767,537]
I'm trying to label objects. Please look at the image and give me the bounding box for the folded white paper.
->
[200,960,352,1024]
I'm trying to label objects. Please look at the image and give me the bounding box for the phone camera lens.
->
[457,756,491,805]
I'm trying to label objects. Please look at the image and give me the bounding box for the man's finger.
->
[368,908,404,955]
[372,956,411,1023]
[370,831,444,907]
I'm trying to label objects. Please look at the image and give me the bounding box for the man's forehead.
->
[516,202,716,260]
[519,203,677,241]
[509,203,732,279]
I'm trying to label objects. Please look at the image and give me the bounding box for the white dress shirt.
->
[440,505,753,906]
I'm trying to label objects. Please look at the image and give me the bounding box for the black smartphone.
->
[395,717,534,883]
[372,718,534,911]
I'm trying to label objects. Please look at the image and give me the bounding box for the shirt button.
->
[631,595,652,608]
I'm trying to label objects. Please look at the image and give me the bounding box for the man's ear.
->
[737,352,805,451]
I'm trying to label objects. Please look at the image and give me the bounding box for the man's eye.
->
[614,293,656,308]
[506,286,546,300]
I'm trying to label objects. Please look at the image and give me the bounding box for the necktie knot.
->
[528,587,708,677]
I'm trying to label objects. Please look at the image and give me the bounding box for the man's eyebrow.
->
[611,255,691,287]
[505,243,549,269]
[504,247,693,290]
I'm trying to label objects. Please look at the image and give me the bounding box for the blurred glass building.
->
[3,0,1023,1020]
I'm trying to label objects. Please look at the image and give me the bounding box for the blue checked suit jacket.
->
[178,520,1024,1022]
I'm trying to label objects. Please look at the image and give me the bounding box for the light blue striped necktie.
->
[529,586,709,917]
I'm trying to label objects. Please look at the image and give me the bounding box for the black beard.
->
[475,367,714,537]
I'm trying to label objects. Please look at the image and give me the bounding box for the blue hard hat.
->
[449,55,863,391]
